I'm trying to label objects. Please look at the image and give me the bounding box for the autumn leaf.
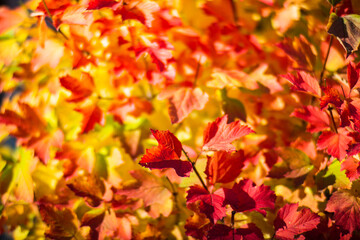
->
[186,185,226,223]
[116,170,172,207]
[341,156,360,181]
[38,203,80,240]
[139,129,192,177]
[27,129,64,165]
[202,115,254,152]
[207,223,264,240]
[291,106,330,133]
[274,203,320,240]
[76,104,105,133]
[347,61,360,90]
[158,87,209,124]
[223,179,276,215]
[205,150,245,184]
[66,174,105,207]
[317,128,352,160]
[59,72,94,102]
[282,71,321,97]
[326,188,360,233]
[327,13,360,57]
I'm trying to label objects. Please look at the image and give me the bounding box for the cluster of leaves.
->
[1,0,360,239]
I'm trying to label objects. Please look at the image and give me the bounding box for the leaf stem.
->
[230,0,239,29]
[42,0,52,18]
[182,148,209,193]
[328,106,338,133]
[193,56,202,86]
[320,36,333,86]
[231,211,236,240]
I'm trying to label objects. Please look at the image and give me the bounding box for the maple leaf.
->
[66,174,105,207]
[116,170,172,207]
[291,106,330,133]
[158,87,209,124]
[274,203,320,240]
[202,115,254,152]
[207,224,264,240]
[282,71,321,97]
[223,179,276,215]
[317,128,352,160]
[205,150,245,184]
[139,129,192,177]
[186,185,226,223]
[326,188,360,233]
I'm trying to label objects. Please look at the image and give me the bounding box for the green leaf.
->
[327,13,360,57]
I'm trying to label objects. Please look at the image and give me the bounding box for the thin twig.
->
[320,36,334,86]
[193,56,202,86]
[42,0,52,18]
[182,149,209,193]
[231,211,236,240]
[328,106,338,133]
[230,0,240,29]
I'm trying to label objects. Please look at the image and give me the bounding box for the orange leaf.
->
[159,87,209,124]
[203,115,254,152]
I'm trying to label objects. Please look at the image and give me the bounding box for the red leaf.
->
[87,0,121,10]
[158,87,209,124]
[282,71,321,97]
[186,185,226,223]
[139,129,192,177]
[116,1,160,28]
[208,224,264,240]
[341,156,360,181]
[76,105,105,133]
[60,73,94,102]
[203,115,254,152]
[291,106,330,133]
[319,87,343,110]
[326,189,360,233]
[223,179,276,215]
[317,128,352,160]
[205,150,245,184]
[347,62,360,90]
[274,203,320,240]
